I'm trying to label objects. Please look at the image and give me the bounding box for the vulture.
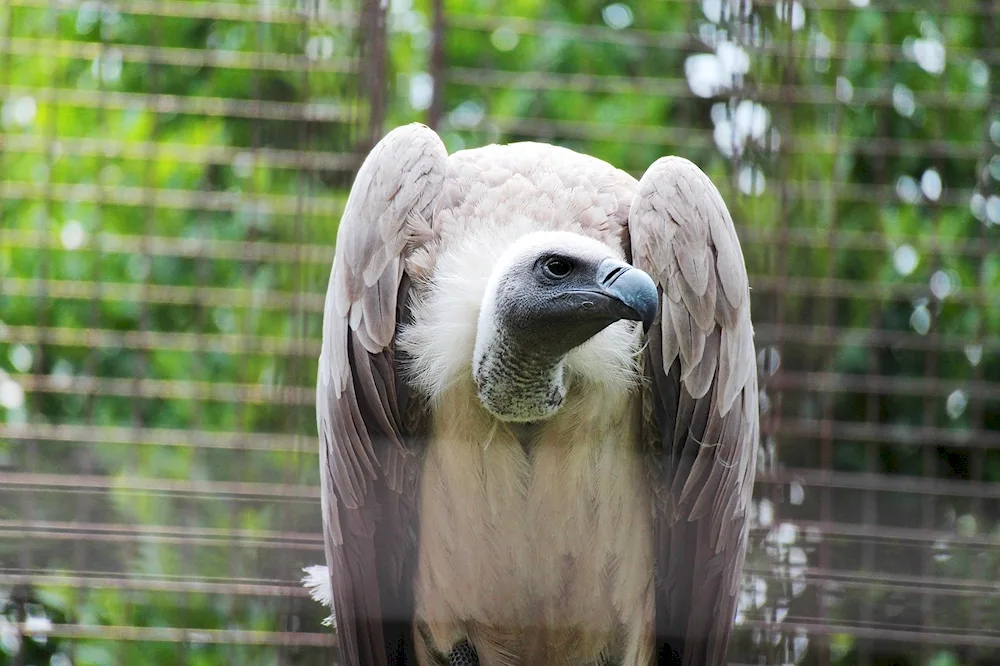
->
[307,123,759,666]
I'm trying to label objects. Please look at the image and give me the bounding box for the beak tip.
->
[597,258,659,333]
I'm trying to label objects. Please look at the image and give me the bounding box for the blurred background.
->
[0,0,998,664]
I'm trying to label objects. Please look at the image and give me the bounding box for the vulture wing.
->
[317,123,447,666]
[628,157,760,666]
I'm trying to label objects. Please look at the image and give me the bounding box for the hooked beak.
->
[593,258,660,333]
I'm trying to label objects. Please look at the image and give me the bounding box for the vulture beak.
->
[594,258,660,333]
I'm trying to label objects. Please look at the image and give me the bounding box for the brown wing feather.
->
[317,123,447,666]
[628,156,759,666]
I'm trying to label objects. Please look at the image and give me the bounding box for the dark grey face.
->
[494,252,659,354]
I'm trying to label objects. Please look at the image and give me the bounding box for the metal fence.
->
[1,1,998,665]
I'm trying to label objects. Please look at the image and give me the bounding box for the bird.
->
[307,123,759,666]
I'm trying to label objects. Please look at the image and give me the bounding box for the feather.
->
[302,565,338,628]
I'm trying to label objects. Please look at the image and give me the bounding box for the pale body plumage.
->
[403,224,652,662]
[313,124,759,666]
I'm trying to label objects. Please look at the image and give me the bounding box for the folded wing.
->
[628,156,760,666]
[318,123,448,666]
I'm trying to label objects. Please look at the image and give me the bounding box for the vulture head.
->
[472,230,658,422]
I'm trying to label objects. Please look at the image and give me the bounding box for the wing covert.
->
[629,156,760,666]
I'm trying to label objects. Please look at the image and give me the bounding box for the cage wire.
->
[1,0,998,665]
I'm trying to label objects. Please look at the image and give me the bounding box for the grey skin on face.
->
[497,253,658,356]
[473,245,660,424]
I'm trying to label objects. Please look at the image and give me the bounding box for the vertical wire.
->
[967,0,998,660]
[732,2,770,659]
[130,0,165,660]
[199,7,226,659]
[917,8,954,661]
[428,0,445,130]
[0,0,12,587]
[69,3,111,663]
[228,3,268,663]
[815,6,851,666]
[12,4,61,663]
[0,0,20,657]
[282,5,314,661]
[770,1,796,660]
[358,0,386,151]
[858,14,896,666]
[26,0,61,584]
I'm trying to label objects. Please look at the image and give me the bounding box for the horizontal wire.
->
[10,0,996,33]
[11,622,335,647]
[1,519,319,547]
[757,468,1000,500]
[3,134,359,172]
[739,619,1000,647]
[751,274,985,302]
[0,418,1000,455]
[4,417,998,456]
[4,28,995,81]
[754,323,1000,354]
[474,114,987,161]
[8,367,995,405]
[1,37,357,74]
[1,229,336,264]
[0,472,320,500]
[1,569,312,596]
[3,134,362,171]
[0,325,321,358]
[9,0,356,26]
[2,274,989,318]
[0,422,313,453]
[3,116,988,168]
[2,157,985,214]
[4,416,997,457]
[3,320,991,368]
[9,528,307,549]
[0,181,345,217]
[446,67,991,110]
[773,418,1000,449]
[0,527,322,551]
[751,520,998,549]
[4,223,995,270]
[4,215,995,265]
[770,371,1000,400]
[3,471,993,516]
[0,574,309,600]
[1,319,991,364]
[3,85,351,122]
[446,13,1000,64]
[1,278,327,312]
[6,566,996,601]
[745,566,1000,597]
[14,373,314,405]
[2,173,981,213]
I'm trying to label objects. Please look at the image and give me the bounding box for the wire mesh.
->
[1,1,998,665]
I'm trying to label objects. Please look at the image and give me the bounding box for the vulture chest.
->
[413,384,655,666]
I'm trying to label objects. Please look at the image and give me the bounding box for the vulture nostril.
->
[602,265,629,287]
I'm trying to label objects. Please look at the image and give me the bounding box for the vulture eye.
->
[541,256,574,279]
